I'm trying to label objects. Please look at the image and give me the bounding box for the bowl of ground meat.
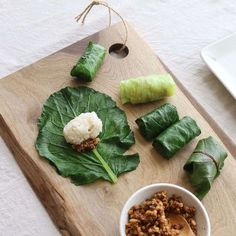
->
[120,183,210,236]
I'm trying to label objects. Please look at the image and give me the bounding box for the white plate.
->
[201,33,236,99]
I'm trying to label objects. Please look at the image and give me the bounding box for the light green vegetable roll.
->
[119,74,176,104]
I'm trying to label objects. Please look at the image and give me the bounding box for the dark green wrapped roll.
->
[184,136,227,200]
[135,103,179,140]
[71,41,106,82]
[152,116,201,159]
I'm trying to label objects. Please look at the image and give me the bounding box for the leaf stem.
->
[92,148,118,183]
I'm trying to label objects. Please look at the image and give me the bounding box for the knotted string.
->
[75,0,128,50]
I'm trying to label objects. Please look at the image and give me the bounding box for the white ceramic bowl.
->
[120,183,210,236]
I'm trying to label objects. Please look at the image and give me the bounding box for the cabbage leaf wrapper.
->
[135,103,179,140]
[184,136,227,200]
[120,74,176,104]
[71,41,106,82]
[152,116,201,159]
[36,87,139,185]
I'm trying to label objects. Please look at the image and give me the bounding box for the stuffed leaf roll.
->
[71,41,106,82]
[184,136,227,200]
[135,103,179,140]
[120,74,176,104]
[152,116,201,159]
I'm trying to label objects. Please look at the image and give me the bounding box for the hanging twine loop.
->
[75,0,128,51]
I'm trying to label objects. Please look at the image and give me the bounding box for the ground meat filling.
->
[72,138,99,152]
[126,191,197,236]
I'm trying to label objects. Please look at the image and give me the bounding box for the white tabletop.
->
[0,0,235,235]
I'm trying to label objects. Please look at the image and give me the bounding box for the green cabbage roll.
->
[119,74,176,104]
[184,136,227,200]
[152,116,201,159]
[71,41,106,82]
[135,103,179,140]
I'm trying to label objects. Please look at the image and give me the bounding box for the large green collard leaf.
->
[184,136,227,200]
[36,87,139,185]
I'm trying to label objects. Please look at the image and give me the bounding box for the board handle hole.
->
[109,43,129,59]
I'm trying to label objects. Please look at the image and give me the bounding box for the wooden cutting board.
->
[0,22,236,236]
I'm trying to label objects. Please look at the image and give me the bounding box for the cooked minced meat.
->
[126,191,197,236]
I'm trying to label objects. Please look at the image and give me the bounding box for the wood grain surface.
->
[0,22,236,236]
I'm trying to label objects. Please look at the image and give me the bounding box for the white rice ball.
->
[63,112,103,145]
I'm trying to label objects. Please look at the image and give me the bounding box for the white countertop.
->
[0,0,235,235]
